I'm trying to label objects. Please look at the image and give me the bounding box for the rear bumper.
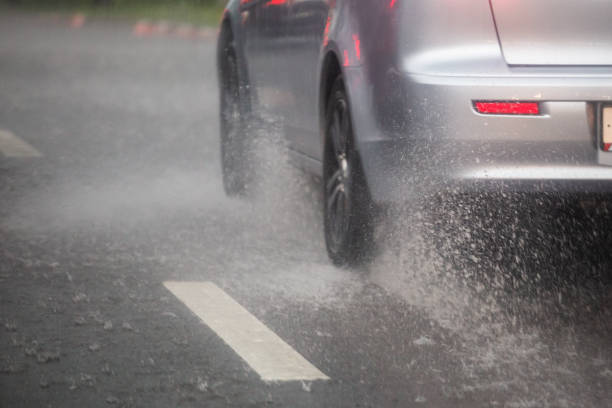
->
[355,68,612,203]
[360,142,612,204]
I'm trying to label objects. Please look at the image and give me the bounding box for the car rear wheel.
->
[323,77,374,266]
[219,42,251,196]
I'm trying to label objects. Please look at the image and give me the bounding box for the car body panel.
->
[490,0,612,66]
[219,0,612,204]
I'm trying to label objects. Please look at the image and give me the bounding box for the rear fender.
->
[318,0,393,147]
[318,0,399,194]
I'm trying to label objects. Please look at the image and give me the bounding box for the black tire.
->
[323,76,374,266]
[219,38,252,196]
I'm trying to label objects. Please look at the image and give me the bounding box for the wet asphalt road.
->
[1,13,612,408]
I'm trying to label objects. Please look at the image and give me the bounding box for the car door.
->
[239,0,266,102]
[240,0,294,121]
[284,0,329,160]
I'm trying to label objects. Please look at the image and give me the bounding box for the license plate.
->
[603,106,612,151]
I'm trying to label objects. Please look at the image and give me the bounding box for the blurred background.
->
[1,0,225,26]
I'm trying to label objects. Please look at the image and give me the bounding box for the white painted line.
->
[164,281,329,382]
[460,165,612,180]
[0,129,42,158]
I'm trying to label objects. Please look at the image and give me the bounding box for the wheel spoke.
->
[339,104,349,146]
[334,192,346,239]
[340,102,349,144]
[326,168,343,193]
[327,181,344,211]
[331,111,344,158]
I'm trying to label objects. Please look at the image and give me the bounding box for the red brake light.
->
[264,0,286,6]
[474,101,540,115]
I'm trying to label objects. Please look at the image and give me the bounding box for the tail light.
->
[474,101,540,115]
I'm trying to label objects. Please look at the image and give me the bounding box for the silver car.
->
[217,0,612,265]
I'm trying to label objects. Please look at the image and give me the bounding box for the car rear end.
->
[357,0,612,202]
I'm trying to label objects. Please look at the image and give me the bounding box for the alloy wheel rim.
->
[326,98,351,249]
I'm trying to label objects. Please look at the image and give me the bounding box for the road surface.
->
[1,12,611,408]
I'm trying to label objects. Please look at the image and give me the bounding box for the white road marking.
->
[163,281,329,382]
[460,165,612,180]
[0,129,42,158]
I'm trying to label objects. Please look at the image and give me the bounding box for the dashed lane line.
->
[164,281,330,382]
[0,129,42,158]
